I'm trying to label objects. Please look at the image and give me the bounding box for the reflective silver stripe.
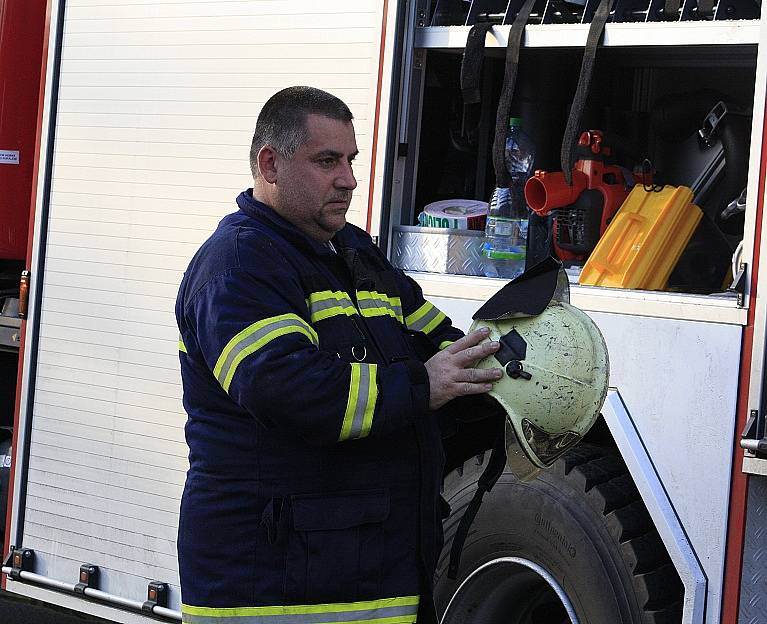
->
[339,363,378,442]
[306,291,358,322]
[357,296,403,322]
[310,297,354,314]
[215,316,318,391]
[405,302,446,334]
[349,363,371,439]
[182,598,418,624]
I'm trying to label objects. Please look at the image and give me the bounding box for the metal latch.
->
[698,101,728,148]
[728,262,747,306]
[740,409,767,456]
[19,270,30,320]
[495,329,533,381]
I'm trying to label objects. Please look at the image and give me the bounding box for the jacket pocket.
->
[285,489,390,603]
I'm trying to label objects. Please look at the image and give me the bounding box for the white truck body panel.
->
[422,288,741,624]
[8,0,390,617]
[5,1,767,623]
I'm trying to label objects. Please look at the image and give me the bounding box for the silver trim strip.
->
[441,556,579,624]
[10,0,64,551]
[601,390,707,624]
[1,567,181,621]
[742,2,767,476]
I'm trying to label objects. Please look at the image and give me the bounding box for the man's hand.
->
[424,327,503,410]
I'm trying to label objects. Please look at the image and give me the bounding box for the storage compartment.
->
[388,32,756,295]
[392,226,487,274]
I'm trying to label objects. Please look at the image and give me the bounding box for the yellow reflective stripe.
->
[356,291,404,323]
[340,364,361,442]
[421,309,446,334]
[439,340,454,350]
[404,302,431,327]
[179,336,188,353]
[405,302,447,335]
[181,595,419,622]
[339,363,378,442]
[214,314,318,392]
[184,616,416,624]
[306,290,358,322]
[184,615,415,624]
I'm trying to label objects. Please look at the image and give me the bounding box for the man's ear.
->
[257,145,279,184]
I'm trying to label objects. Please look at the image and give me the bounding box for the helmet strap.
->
[447,413,507,579]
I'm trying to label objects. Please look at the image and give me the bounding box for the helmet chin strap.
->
[447,412,508,580]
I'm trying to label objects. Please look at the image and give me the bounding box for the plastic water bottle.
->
[483,118,535,279]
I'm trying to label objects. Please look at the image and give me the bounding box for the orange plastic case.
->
[578,185,702,290]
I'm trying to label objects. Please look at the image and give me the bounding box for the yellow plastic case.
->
[578,185,703,290]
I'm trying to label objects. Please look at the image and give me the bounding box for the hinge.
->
[413,49,425,70]
[728,262,747,307]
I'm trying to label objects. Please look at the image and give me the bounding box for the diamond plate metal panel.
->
[391,226,486,276]
[739,475,767,624]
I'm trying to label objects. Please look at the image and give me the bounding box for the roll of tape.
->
[418,199,488,230]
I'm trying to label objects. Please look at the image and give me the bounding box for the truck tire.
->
[435,444,683,624]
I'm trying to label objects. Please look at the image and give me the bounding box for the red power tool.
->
[524,130,631,262]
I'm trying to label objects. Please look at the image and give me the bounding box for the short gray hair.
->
[250,86,353,178]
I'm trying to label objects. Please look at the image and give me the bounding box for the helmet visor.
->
[521,419,582,466]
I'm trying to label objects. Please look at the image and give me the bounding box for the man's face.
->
[272,114,358,242]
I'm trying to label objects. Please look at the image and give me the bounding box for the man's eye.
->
[319,158,336,168]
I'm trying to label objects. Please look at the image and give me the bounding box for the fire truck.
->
[1,1,766,623]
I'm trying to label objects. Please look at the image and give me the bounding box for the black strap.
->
[459,22,494,144]
[447,414,507,579]
[663,0,681,20]
[696,0,716,17]
[492,0,537,188]
[461,22,493,106]
[560,0,613,185]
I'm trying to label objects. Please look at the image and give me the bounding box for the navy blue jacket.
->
[175,191,462,624]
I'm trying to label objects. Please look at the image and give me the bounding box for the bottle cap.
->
[509,117,522,128]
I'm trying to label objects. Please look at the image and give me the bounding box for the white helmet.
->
[470,300,609,479]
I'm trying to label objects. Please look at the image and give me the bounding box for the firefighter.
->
[175,86,503,624]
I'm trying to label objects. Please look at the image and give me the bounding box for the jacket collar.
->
[235,189,366,255]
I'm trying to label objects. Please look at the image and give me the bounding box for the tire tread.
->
[440,444,685,624]
[563,446,684,622]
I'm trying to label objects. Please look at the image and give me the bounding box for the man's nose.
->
[336,160,357,190]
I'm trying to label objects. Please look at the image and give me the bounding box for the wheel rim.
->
[440,557,579,624]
